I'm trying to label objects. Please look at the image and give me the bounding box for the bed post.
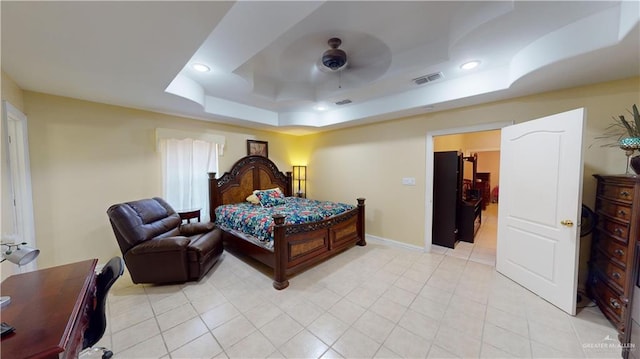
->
[272,214,289,290]
[357,198,366,246]
[208,172,218,222]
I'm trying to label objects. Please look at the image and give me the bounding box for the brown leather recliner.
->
[107,197,223,284]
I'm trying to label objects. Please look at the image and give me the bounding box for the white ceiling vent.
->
[335,99,352,105]
[413,72,444,85]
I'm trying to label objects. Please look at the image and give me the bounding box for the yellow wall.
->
[5,74,640,290]
[1,71,25,112]
[22,92,300,268]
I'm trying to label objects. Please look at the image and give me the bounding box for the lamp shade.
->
[5,245,39,266]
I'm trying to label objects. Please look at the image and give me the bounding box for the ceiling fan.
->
[321,37,348,72]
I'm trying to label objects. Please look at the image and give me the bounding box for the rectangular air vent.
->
[413,72,444,85]
[335,99,352,105]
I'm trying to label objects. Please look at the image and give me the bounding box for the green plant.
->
[596,104,640,146]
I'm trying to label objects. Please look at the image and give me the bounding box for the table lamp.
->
[0,242,40,307]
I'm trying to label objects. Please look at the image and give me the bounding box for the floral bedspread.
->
[215,197,355,247]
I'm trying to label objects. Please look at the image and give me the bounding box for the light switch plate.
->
[402,177,416,186]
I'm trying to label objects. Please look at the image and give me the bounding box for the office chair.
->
[81,257,124,359]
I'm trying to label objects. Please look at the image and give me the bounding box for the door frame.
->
[424,121,512,250]
[1,101,37,275]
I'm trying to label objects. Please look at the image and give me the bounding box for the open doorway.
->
[424,121,511,267]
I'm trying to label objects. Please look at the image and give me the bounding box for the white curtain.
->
[159,138,219,222]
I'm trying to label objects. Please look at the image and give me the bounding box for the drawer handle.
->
[612,272,621,280]
[614,249,625,256]
[618,209,628,216]
[614,228,624,235]
[620,191,630,198]
[610,298,621,309]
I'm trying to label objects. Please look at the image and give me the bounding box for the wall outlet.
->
[402,177,416,186]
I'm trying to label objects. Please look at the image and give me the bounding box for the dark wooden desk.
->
[1,259,97,359]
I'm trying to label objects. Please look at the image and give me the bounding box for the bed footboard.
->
[272,198,366,290]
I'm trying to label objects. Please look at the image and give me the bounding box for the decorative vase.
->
[631,155,640,175]
[619,138,640,175]
[620,137,640,149]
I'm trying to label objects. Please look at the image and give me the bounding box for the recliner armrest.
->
[179,222,215,236]
[128,236,191,255]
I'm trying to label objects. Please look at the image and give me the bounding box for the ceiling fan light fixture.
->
[321,38,347,71]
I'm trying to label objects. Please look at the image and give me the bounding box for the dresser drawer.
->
[601,218,630,240]
[592,277,625,323]
[594,257,627,293]
[599,201,633,222]
[602,184,635,202]
[596,235,629,266]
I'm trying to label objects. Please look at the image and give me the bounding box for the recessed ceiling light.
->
[192,63,210,72]
[460,60,480,70]
[314,104,328,111]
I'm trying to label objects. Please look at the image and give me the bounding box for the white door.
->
[496,108,585,315]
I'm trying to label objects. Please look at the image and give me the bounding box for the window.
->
[156,129,224,222]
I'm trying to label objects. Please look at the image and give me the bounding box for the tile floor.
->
[93,204,624,358]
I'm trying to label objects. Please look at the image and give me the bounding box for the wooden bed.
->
[208,155,366,290]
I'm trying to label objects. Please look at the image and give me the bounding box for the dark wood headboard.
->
[208,155,292,221]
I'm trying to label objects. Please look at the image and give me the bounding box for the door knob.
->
[561,220,574,227]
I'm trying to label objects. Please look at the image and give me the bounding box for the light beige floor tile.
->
[393,276,424,294]
[244,304,284,329]
[332,327,381,359]
[201,302,241,330]
[328,298,366,325]
[382,285,417,307]
[211,315,257,349]
[170,333,223,359]
[418,284,453,306]
[352,310,396,344]
[434,325,482,358]
[441,308,485,339]
[225,330,275,359]
[109,303,155,334]
[530,341,582,358]
[148,290,190,315]
[383,325,431,359]
[345,286,381,308]
[528,320,585,357]
[482,322,531,357]
[479,342,519,359]
[398,308,440,341]
[111,317,160,353]
[319,348,344,359]
[373,346,403,358]
[447,294,487,320]
[307,287,343,311]
[279,329,329,359]
[409,295,446,321]
[369,296,408,323]
[285,300,324,327]
[485,306,529,338]
[190,291,229,315]
[156,303,197,332]
[114,334,167,359]
[426,344,459,358]
[162,317,209,352]
[308,313,350,346]
[260,313,304,348]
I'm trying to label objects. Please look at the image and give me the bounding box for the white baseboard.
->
[365,234,425,252]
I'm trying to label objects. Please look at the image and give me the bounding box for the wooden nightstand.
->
[178,208,201,223]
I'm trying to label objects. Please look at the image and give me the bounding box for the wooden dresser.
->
[588,175,640,352]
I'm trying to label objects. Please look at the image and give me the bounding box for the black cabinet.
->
[432,151,462,248]
[458,199,482,242]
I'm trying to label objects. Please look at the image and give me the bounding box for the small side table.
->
[178,208,201,223]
